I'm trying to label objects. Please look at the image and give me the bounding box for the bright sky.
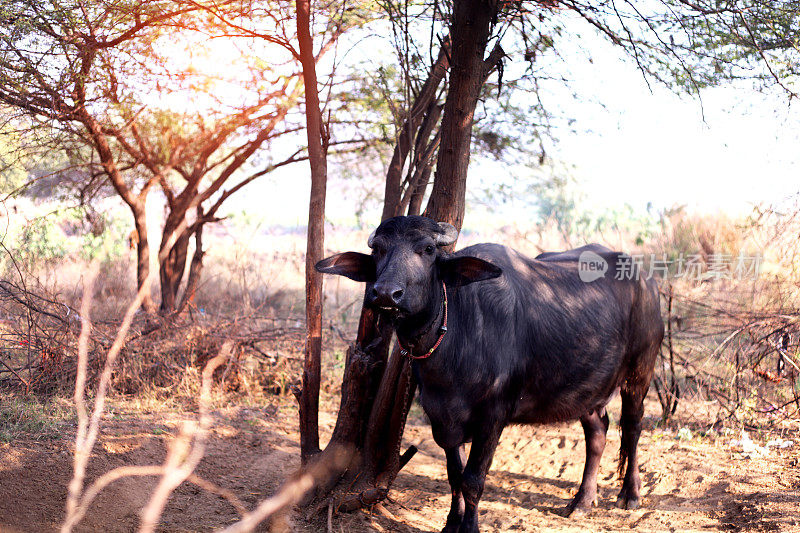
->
[223,21,800,230]
[546,39,800,215]
[151,31,291,114]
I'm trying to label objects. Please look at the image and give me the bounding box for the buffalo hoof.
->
[615,492,640,510]
[565,494,597,517]
[441,521,461,533]
[565,505,590,518]
[441,508,464,533]
[449,515,478,533]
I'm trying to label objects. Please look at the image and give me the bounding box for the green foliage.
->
[70,208,129,261]
[8,205,129,270]
[662,1,800,93]
[17,217,68,263]
[530,173,584,235]
[337,60,402,143]
[593,204,661,246]
[0,394,73,442]
[0,127,27,195]
[526,171,661,244]
[227,209,267,240]
[472,82,549,163]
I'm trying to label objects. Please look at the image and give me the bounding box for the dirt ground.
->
[1,395,799,533]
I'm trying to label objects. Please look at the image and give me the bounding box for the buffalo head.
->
[315,216,502,317]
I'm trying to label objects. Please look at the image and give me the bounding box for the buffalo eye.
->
[425,245,435,255]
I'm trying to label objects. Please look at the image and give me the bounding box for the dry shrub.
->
[647,201,800,431]
[110,317,311,404]
[0,235,354,401]
[655,209,745,259]
[0,277,302,402]
[0,278,90,393]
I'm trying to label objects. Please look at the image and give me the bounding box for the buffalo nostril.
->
[391,289,404,303]
[371,287,379,298]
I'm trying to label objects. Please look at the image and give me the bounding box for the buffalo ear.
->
[437,256,502,287]
[315,252,376,282]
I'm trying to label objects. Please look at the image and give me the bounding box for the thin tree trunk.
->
[407,164,435,216]
[424,0,496,226]
[158,214,191,315]
[381,40,450,221]
[131,202,156,313]
[401,130,441,215]
[176,224,205,315]
[297,0,328,464]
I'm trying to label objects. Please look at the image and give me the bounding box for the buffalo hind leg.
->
[617,384,648,509]
[566,407,609,516]
[457,422,503,533]
[442,445,466,533]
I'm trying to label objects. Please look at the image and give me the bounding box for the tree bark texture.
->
[158,213,191,315]
[297,0,329,464]
[381,40,450,221]
[131,202,156,313]
[176,222,205,315]
[424,0,496,227]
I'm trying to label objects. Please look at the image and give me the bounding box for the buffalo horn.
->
[435,222,458,246]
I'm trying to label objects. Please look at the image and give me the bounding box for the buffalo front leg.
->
[442,445,467,533]
[567,408,610,516]
[457,423,503,533]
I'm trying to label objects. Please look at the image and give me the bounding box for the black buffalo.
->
[316,215,664,533]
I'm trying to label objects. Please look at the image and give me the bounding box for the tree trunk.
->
[424,0,496,227]
[131,202,156,313]
[381,40,450,221]
[74,106,159,314]
[407,163,435,216]
[400,104,442,215]
[158,213,191,316]
[297,0,328,464]
[176,224,205,315]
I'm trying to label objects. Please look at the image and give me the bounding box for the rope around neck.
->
[399,281,447,360]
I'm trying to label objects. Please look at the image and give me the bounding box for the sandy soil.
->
[1,396,799,533]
